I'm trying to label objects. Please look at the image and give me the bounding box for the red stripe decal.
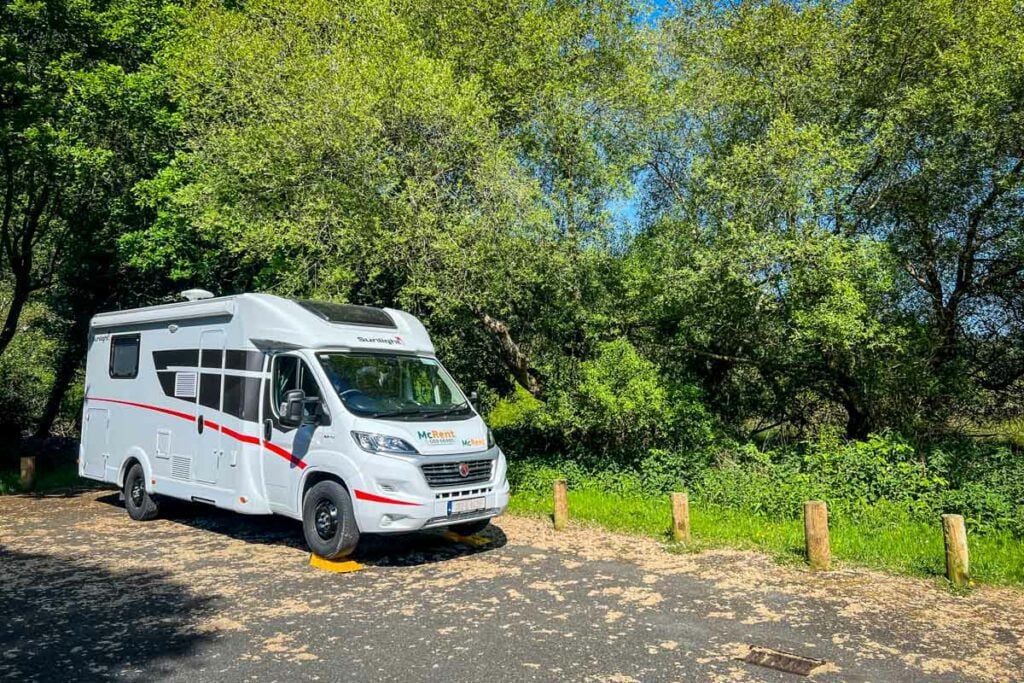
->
[262,439,307,470]
[88,397,195,422]
[354,489,421,506]
[86,396,305,469]
[221,424,260,446]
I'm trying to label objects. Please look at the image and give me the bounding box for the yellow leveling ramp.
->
[309,554,365,573]
[440,531,491,548]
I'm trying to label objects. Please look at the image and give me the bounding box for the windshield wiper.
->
[367,408,428,419]
[419,402,472,419]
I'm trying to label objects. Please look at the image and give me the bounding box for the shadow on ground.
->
[355,524,508,567]
[95,492,508,568]
[0,546,215,682]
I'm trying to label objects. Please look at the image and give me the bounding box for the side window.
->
[109,334,141,379]
[272,355,322,419]
[273,356,299,411]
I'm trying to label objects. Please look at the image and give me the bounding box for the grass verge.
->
[0,461,99,495]
[508,489,1024,588]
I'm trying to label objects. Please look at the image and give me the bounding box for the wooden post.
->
[553,479,568,531]
[942,514,970,587]
[803,501,830,571]
[20,456,36,492]
[671,492,691,543]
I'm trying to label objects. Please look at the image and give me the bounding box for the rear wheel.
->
[449,518,490,536]
[302,480,360,559]
[124,463,160,521]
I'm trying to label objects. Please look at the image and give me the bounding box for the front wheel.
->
[302,480,360,559]
[449,518,490,536]
[124,463,160,521]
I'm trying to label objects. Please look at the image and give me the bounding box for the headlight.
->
[487,428,495,449]
[351,431,419,455]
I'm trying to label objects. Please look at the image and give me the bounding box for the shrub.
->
[505,430,1024,538]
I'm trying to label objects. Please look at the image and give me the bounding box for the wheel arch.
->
[117,447,151,488]
[300,469,350,506]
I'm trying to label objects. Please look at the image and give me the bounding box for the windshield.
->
[317,352,473,420]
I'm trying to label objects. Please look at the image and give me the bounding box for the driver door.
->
[262,354,324,510]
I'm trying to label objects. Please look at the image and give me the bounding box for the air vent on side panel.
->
[171,455,191,480]
[174,372,198,398]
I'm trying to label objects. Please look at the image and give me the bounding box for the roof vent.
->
[181,289,215,302]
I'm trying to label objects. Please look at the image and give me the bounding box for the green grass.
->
[0,461,98,495]
[509,489,1024,588]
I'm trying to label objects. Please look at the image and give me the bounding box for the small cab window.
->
[272,355,322,420]
[109,335,141,379]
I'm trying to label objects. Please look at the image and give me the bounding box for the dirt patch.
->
[493,514,1024,682]
[3,492,1024,682]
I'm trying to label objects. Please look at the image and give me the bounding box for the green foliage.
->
[695,432,949,520]
[510,431,1023,537]
[0,303,57,439]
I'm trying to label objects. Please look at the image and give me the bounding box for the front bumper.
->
[356,481,510,533]
[351,447,509,533]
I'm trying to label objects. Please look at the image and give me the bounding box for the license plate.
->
[448,497,486,516]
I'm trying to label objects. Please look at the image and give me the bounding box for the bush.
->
[506,430,1024,538]
[490,339,718,470]
[0,303,58,459]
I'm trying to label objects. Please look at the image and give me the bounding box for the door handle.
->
[263,419,273,442]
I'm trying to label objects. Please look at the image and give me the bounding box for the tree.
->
[0,0,180,374]
[127,0,650,401]
[635,0,1024,438]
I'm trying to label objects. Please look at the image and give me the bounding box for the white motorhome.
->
[80,291,509,558]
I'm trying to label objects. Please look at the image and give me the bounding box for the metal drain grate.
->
[741,646,827,676]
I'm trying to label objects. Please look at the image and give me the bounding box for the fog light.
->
[380,513,409,527]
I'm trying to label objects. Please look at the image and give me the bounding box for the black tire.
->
[124,463,160,521]
[449,518,490,536]
[302,480,360,559]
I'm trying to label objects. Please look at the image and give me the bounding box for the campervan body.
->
[80,291,509,558]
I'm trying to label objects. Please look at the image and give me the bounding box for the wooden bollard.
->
[553,479,568,530]
[671,492,691,543]
[942,514,970,587]
[803,501,831,571]
[20,456,36,492]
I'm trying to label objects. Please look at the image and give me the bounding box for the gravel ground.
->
[1,490,1022,682]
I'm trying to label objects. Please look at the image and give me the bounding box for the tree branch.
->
[480,313,542,397]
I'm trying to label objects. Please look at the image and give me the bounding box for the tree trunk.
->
[480,313,542,397]
[33,331,88,438]
[0,277,31,361]
[825,352,872,440]
[842,399,870,441]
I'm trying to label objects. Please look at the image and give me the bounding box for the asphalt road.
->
[2,491,1023,682]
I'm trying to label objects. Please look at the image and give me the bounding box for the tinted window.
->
[109,335,140,379]
[296,300,395,328]
[272,355,322,419]
[199,373,221,410]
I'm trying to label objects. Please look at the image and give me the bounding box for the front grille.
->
[435,486,492,500]
[421,459,493,488]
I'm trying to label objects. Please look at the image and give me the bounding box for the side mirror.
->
[469,391,480,413]
[280,389,306,427]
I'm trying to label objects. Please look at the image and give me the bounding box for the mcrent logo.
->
[356,335,404,346]
[462,438,486,448]
[417,429,456,446]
